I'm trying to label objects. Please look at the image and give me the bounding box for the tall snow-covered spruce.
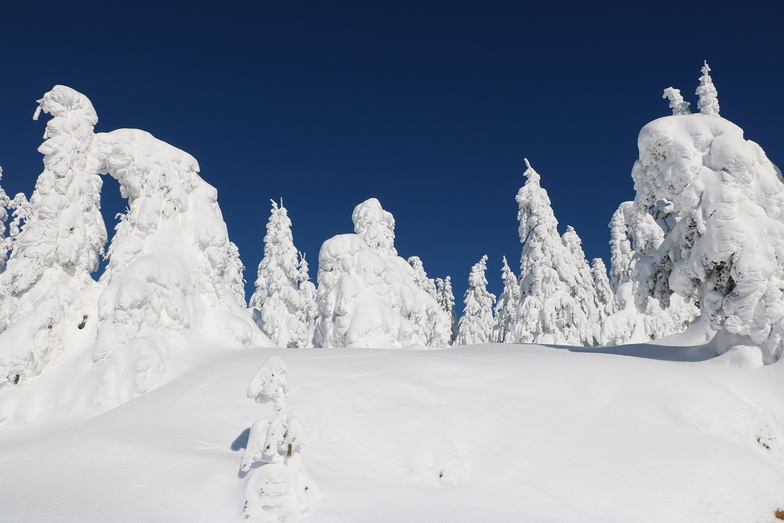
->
[0,86,106,386]
[629,64,784,363]
[249,201,316,348]
[455,255,495,346]
[492,256,520,343]
[510,160,601,346]
[314,198,452,348]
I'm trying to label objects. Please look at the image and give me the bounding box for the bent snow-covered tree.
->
[92,124,269,396]
[632,65,784,363]
[0,86,106,386]
[510,160,601,346]
[314,198,452,348]
[250,201,316,348]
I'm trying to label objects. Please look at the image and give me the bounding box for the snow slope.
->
[1,341,784,522]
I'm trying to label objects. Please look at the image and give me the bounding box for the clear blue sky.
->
[1,1,782,303]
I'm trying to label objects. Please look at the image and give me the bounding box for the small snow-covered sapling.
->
[247,355,290,411]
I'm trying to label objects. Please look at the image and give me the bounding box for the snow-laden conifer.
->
[511,160,601,346]
[92,124,268,396]
[630,69,784,361]
[0,168,10,274]
[435,276,457,345]
[314,198,452,348]
[591,258,616,323]
[0,86,106,386]
[493,256,520,343]
[603,200,697,346]
[455,255,495,346]
[662,87,691,116]
[696,61,719,116]
[250,201,315,348]
[242,356,318,520]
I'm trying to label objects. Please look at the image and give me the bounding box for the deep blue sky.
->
[1,1,783,304]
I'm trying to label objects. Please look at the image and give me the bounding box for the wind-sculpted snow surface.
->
[92,128,268,395]
[314,198,452,349]
[0,86,106,386]
[632,111,784,362]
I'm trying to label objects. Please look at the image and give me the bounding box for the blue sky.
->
[1,1,783,303]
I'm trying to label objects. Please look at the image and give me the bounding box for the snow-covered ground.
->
[2,336,784,522]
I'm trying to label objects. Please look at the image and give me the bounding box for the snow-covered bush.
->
[250,201,315,348]
[455,255,495,346]
[242,356,317,521]
[629,65,784,362]
[0,85,106,386]
[314,198,452,348]
[509,160,601,346]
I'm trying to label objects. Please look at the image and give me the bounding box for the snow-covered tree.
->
[510,160,601,346]
[435,276,457,345]
[455,255,495,346]
[92,124,268,396]
[250,201,315,348]
[0,168,10,274]
[662,87,691,116]
[0,86,106,386]
[631,77,784,362]
[314,198,452,348]
[242,356,318,520]
[603,199,697,346]
[696,61,719,116]
[591,258,616,323]
[492,256,520,343]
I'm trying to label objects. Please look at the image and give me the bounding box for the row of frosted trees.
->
[249,62,784,365]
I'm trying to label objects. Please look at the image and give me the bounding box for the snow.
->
[3,69,784,522]
[2,342,784,522]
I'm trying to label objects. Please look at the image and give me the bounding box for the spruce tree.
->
[696,61,720,116]
[456,255,495,346]
[250,201,314,348]
[511,160,600,346]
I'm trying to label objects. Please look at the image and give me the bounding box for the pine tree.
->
[511,160,601,346]
[456,255,495,346]
[250,200,314,348]
[662,87,691,116]
[696,61,720,116]
[492,256,520,343]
